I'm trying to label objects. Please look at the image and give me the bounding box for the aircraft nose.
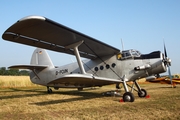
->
[167,58,171,66]
[162,55,171,67]
[163,42,171,67]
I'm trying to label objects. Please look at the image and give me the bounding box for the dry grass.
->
[0,76,39,87]
[0,76,180,119]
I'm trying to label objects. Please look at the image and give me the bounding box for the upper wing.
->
[2,16,120,59]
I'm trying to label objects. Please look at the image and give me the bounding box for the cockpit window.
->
[118,49,141,60]
[122,52,131,58]
[131,49,141,57]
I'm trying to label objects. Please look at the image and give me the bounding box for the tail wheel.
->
[47,88,52,94]
[78,87,83,91]
[138,89,147,97]
[123,92,135,102]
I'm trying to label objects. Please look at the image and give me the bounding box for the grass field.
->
[0,76,39,88]
[0,76,180,120]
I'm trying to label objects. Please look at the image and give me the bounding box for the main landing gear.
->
[121,79,147,102]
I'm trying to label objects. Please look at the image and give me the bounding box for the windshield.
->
[131,49,141,57]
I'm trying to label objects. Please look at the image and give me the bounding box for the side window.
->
[123,52,131,59]
[125,52,130,57]
[120,51,132,60]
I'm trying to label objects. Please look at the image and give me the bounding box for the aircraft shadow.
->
[0,88,44,93]
[0,93,47,100]
[0,87,119,104]
[31,89,122,106]
[0,88,47,100]
[159,86,176,88]
[31,91,106,106]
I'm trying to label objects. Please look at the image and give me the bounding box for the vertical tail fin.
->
[30,48,54,68]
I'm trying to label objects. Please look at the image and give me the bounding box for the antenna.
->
[121,38,124,51]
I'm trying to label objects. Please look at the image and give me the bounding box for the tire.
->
[78,88,83,91]
[123,92,135,102]
[138,89,147,98]
[47,88,52,93]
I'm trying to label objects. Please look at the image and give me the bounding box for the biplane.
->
[147,75,180,88]
[2,16,172,102]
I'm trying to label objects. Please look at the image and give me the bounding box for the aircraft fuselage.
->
[30,50,166,88]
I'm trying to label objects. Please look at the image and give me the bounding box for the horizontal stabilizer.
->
[9,65,48,70]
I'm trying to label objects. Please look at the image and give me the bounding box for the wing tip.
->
[19,15,46,22]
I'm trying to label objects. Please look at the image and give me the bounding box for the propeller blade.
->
[163,40,173,87]
[168,66,173,87]
[164,42,168,58]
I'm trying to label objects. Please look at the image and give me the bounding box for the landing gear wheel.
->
[47,88,52,94]
[138,89,147,98]
[123,92,135,102]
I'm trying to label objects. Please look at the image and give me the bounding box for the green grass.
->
[0,83,180,120]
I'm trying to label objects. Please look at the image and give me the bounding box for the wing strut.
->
[65,40,86,74]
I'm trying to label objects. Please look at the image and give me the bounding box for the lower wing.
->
[47,74,122,87]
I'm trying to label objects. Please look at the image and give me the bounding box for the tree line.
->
[0,67,29,76]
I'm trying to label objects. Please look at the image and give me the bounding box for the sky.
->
[0,0,180,75]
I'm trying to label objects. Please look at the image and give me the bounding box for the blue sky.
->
[0,1,180,74]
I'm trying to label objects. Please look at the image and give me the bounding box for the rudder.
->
[30,48,54,68]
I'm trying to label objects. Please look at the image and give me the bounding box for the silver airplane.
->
[2,16,171,102]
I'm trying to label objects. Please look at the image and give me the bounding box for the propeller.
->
[163,42,173,87]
